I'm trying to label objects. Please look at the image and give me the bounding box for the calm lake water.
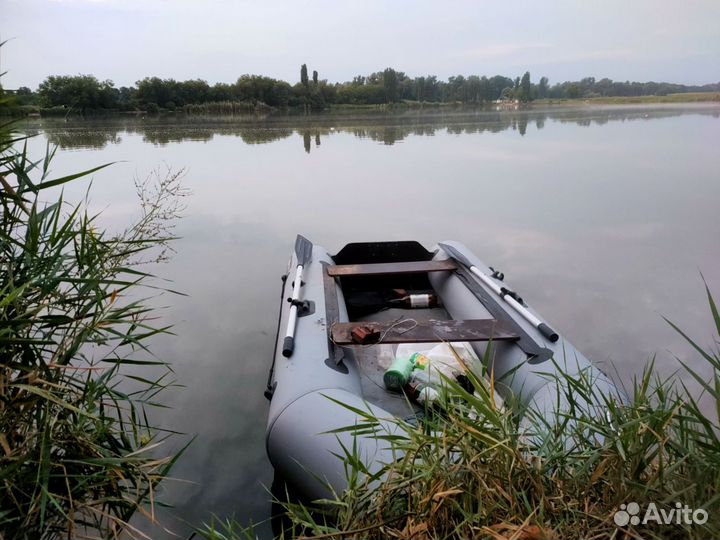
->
[20,104,720,537]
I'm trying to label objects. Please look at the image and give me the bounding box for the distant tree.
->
[537,76,549,99]
[30,68,719,114]
[335,83,385,105]
[414,76,425,101]
[38,75,118,111]
[318,81,337,104]
[383,68,399,103]
[566,84,581,99]
[466,75,481,103]
[488,75,514,100]
[177,79,210,105]
[117,86,137,110]
[209,82,233,102]
[13,86,37,106]
[447,75,466,102]
[234,75,291,106]
[365,71,380,85]
[413,75,440,102]
[594,78,612,96]
[519,71,532,102]
[136,77,172,107]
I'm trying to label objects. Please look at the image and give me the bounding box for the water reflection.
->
[22,105,720,151]
[18,105,720,539]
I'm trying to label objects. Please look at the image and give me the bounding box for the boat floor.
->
[349,306,451,418]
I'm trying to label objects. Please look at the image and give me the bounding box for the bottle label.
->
[411,353,430,370]
[409,294,431,308]
[417,386,439,406]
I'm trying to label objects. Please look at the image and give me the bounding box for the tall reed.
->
[0,92,187,538]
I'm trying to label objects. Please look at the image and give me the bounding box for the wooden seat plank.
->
[331,319,519,345]
[327,259,457,277]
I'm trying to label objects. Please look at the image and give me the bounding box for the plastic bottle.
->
[383,355,417,391]
[404,381,440,407]
[416,385,440,407]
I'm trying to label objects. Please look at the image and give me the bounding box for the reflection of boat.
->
[264,239,619,500]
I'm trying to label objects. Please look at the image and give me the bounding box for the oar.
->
[439,243,559,343]
[282,235,313,357]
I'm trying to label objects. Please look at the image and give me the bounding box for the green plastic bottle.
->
[383,354,418,391]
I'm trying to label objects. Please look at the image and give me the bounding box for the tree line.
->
[5,65,719,113]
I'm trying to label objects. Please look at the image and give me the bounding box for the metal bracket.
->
[324,357,348,374]
[295,300,315,317]
[264,381,277,401]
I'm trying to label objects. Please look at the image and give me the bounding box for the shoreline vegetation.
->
[200,289,720,540]
[1,65,718,117]
[0,87,188,537]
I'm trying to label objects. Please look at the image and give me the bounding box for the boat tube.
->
[265,239,620,501]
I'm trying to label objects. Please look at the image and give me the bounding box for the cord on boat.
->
[265,273,289,400]
[329,316,419,350]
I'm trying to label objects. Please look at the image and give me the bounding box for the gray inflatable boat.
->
[265,238,618,501]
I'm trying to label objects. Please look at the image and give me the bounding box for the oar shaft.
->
[290,265,303,302]
[282,264,305,357]
[468,265,557,342]
[286,306,299,339]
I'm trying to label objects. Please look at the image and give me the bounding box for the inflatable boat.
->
[265,237,618,501]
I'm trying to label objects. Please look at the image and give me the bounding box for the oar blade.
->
[295,234,313,266]
[438,242,473,268]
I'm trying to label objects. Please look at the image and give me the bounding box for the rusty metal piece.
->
[350,325,381,344]
[334,319,519,345]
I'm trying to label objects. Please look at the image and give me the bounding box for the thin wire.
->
[329,316,418,350]
[328,317,420,400]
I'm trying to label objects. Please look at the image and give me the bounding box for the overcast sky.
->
[2,0,719,89]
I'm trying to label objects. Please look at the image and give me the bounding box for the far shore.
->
[534,92,720,105]
[6,92,719,119]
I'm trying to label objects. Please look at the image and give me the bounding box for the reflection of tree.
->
[381,127,400,145]
[142,129,214,145]
[45,129,122,150]
[517,116,528,136]
[23,107,718,151]
[237,128,293,145]
[299,129,328,152]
